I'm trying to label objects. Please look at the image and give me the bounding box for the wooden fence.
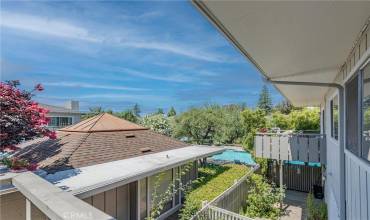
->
[267,161,322,192]
[255,133,326,164]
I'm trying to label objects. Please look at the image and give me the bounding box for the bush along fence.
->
[190,165,259,220]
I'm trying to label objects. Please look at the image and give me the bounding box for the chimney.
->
[65,100,79,111]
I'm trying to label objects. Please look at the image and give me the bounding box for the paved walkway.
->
[280,190,311,220]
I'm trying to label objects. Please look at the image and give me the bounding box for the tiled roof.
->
[15,114,188,173]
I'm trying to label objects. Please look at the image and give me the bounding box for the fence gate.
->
[267,161,322,192]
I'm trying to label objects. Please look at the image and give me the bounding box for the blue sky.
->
[1,1,282,113]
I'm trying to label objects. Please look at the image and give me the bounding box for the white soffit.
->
[193,1,370,106]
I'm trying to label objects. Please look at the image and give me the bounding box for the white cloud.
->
[1,11,234,63]
[1,11,99,42]
[43,82,148,91]
[37,93,169,102]
[120,41,227,63]
[120,67,194,83]
[78,93,169,101]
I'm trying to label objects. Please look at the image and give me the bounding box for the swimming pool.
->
[211,149,256,165]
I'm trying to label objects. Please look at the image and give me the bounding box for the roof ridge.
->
[59,113,146,132]
[88,113,106,132]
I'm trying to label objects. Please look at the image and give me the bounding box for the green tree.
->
[141,114,172,136]
[214,106,245,144]
[82,106,104,119]
[290,108,320,131]
[133,103,141,117]
[274,100,294,114]
[270,112,290,130]
[241,108,267,150]
[156,108,164,115]
[173,105,222,144]
[257,85,273,113]
[116,110,138,123]
[167,106,177,117]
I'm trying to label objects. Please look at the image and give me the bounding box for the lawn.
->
[179,163,249,219]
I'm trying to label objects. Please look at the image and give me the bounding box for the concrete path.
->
[280,190,309,220]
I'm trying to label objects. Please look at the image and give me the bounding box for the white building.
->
[193,1,370,219]
[40,101,81,130]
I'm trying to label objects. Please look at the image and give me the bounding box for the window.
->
[48,117,72,127]
[331,96,339,140]
[149,169,173,216]
[362,64,370,161]
[346,75,360,155]
[345,62,370,162]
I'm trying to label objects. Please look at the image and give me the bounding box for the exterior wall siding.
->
[323,20,370,219]
[0,191,48,220]
[83,184,130,220]
[345,150,370,220]
[81,162,198,220]
[323,92,342,218]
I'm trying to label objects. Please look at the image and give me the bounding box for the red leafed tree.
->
[0,80,56,151]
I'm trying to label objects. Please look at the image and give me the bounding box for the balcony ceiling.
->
[193,1,370,106]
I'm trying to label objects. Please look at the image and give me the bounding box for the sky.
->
[0,0,283,113]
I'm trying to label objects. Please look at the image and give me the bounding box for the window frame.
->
[344,61,370,163]
[330,95,339,141]
[48,116,73,127]
[360,63,370,162]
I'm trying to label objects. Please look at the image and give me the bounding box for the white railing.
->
[192,205,253,220]
[254,133,326,163]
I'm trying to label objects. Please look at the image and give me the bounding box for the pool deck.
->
[222,146,244,151]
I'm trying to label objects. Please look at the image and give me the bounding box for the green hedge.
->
[179,164,249,219]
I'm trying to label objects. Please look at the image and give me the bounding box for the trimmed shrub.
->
[241,174,284,220]
[179,164,249,220]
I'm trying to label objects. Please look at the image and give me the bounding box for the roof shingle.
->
[16,113,188,173]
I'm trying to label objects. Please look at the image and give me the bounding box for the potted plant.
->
[313,184,324,199]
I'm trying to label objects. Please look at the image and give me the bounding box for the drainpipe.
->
[269,80,346,220]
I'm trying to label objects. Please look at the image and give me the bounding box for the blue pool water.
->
[211,149,256,165]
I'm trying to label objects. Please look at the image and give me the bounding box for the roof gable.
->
[60,113,147,132]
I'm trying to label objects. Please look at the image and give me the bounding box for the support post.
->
[26,199,31,220]
[279,160,283,210]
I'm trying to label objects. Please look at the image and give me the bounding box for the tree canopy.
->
[133,103,140,117]
[116,110,138,123]
[257,84,272,113]
[0,81,55,151]
[167,106,177,117]
[141,114,172,136]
